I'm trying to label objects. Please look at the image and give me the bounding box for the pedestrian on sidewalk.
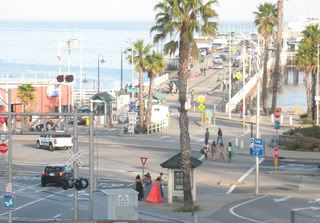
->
[204,128,210,146]
[227,142,234,163]
[219,143,225,160]
[143,173,152,197]
[217,128,223,144]
[135,175,144,201]
[211,140,217,161]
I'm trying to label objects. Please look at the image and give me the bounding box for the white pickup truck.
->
[36,132,73,151]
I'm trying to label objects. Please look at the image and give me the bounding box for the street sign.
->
[140,156,148,166]
[128,112,138,125]
[0,143,8,154]
[6,183,12,193]
[205,109,213,119]
[127,87,139,93]
[3,194,14,209]
[235,71,242,80]
[249,138,264,157]
[197,95,205,104]
[66,149,84,167]
[274,107,281,120]
[197,104,205,111]
[0,135,8,142]
[128,101,137,112]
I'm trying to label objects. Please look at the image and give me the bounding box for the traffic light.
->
[56,75,74,83]
[62,178,89,190]
[65,75,74,83]
[57,75,64,83]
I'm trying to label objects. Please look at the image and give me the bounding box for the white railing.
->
[146,119,168,135]
[225,58,275,113]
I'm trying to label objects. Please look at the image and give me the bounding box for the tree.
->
[271,0,284,113]
[17,84,35,112]
[17,84,35,128]
[296,24,320,120]
[254,2,277,115]
[126,40,152,130]
[151,0,218,208]
[144,51,167,126]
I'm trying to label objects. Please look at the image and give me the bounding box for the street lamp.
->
[97,55,105,93]
[126,39,134,99]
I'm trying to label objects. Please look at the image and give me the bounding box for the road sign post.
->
[140,156,148,178]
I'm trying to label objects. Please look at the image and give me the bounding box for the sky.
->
[0,0,319,22]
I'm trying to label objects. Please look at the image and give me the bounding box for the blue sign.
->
[249,138,264,158]
[274,120,280,129]
[128,101,137,112]
[3,194,14,209]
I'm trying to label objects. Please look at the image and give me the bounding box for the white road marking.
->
[127,182,135,187]
[229,195,268,223]
[308,198,320,204]
[159,136,170,139]
[226,158,265,194]
[53,214,62,218]
[293,206,320,211]
[273,196,292,203]
[239,129,250,137]
[0,189,65,216]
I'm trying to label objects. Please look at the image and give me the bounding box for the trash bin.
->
[85,117,90,126]
[93,188,138,221]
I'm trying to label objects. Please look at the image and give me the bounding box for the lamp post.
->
[126,39,134,100]
[97,55,105,93]
[316,44,319,125]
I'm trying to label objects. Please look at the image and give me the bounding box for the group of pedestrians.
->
[135,172,164,203]
[202,128,234,162]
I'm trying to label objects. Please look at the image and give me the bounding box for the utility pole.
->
[228,32,232,118]
[89,111,94,220]
[317,44,319,125]
[242,46,246,128]
[8,89,12,223]
[73,108,79,220]
[121,48,123,91]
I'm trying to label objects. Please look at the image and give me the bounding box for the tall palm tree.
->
[271,0,284,113]
[144,51,167,126]
[254,2,277,115]
[151,0,218,208]
[296,24,320,120]
[126,40,152,130]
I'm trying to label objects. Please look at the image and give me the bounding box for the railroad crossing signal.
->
[66,149,84,167]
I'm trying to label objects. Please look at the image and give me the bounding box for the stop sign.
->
[0,143,8,154]
[274,108,281,119]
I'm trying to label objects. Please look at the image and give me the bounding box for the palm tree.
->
[17,84,35,127]
[296,24,320,120]
[254,2,277,115]
[17,84,35,112]
[126,40,152,130]
[151,0,218,208]
[144,51,167,126]
[271,0,284,113]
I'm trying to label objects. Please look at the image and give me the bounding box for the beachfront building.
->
[0,74,72,113]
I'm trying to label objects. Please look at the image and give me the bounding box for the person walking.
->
[211,140,217,161]
[135,175,144,201]
[143,173,152,197]
[219,143,225,160]
[217,128,223,145]
[227,142,234,163]
[204,128,210,146]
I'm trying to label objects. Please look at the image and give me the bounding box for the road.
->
[0,136,320,222]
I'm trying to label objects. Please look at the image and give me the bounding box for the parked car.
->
[41,164,73,187]
[212,55,222,63]
[36,131,73,151]
[32,120,56,132]
[232,59,240,68]
[219,54,227,61]
[213,59,224,69]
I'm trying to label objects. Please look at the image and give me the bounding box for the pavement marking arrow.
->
[273,196,292,203]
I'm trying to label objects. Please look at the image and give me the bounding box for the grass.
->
[175,206,200,213]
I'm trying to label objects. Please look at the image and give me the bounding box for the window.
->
[174,171,183,190]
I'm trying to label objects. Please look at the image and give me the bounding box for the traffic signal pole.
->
[73,108,79,220]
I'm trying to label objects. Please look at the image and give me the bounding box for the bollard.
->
[274,158,278,172]
[235,137,239,148]
[291,210,295,223]
[280,114,283,124]
[289,115,293,125]
[240,139,244,149]
[271,113,274,123]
